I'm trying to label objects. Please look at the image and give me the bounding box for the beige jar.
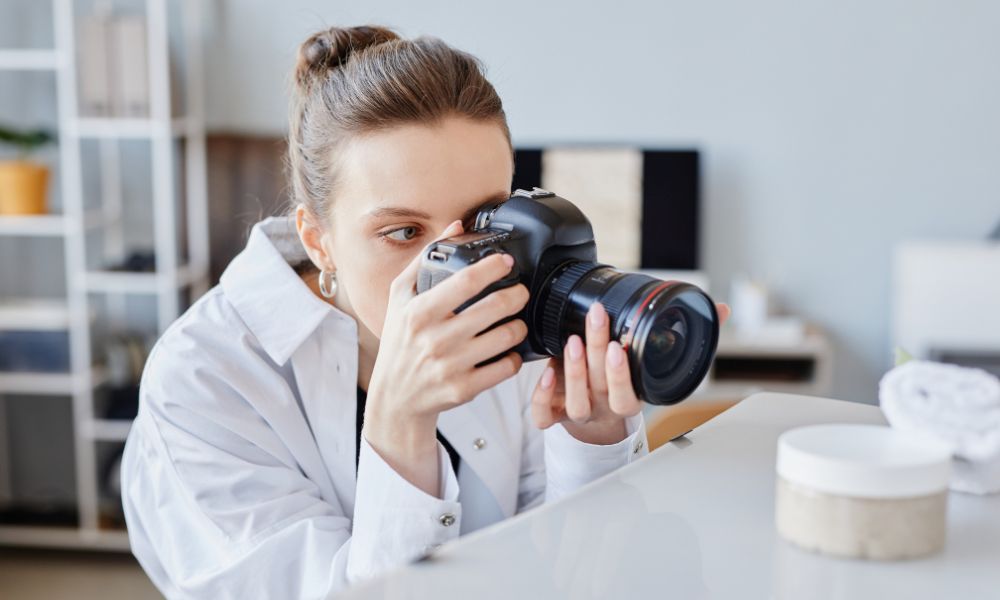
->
[775,424,952,560]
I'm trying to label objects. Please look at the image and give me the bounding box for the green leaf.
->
[0,123,55,157]
[894,346,915,367]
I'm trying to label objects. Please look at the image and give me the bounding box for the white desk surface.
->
[342,393,1000,599]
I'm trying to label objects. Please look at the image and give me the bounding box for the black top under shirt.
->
[355,386,462,477]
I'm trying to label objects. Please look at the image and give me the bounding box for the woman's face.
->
[305,115,513,339]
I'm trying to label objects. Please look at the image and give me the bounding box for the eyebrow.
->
[364,191,510,223]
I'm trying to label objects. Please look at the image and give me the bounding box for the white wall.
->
[4,1,999,403]
[201,0,1000,403]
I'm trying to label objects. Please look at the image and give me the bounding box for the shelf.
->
[0,49,59,71]
[0,214,66,236]
[0,524,130,551]
[84,263,199,294]
[0,366,108,395]
[0,0,210,553]
[716,331,829,357]
[0,211,105,237]
[73,116,194,139]
[83,418,132,441]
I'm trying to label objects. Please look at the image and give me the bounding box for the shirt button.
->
[439,513,456,527]
[473,437,486,450]
[633,440,644,454]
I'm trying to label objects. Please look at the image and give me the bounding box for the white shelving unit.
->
[0,0,208,551]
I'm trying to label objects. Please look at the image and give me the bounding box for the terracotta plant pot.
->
[0,160,49,215]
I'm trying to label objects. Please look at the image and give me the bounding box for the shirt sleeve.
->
[513,360,650,512]
[542,411,648,502]
[121,337,462,600]
[348,434,462,579]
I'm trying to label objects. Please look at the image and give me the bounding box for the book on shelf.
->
[77,13,112,116]
[76,11,150,118]
[110,14,149,118]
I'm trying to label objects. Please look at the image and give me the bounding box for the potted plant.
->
[0,124,55,215]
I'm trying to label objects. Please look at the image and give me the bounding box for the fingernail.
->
[588,303,605,327]
[567,335,583,360]
[502,253,514,267]
[608,341,624,367]
[439,221,461,239]
[541,367,555,389]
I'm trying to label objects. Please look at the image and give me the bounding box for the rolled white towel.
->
[952,456,1000,495]
[879,360,1000,494]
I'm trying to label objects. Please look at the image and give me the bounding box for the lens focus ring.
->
[541,261,599,354]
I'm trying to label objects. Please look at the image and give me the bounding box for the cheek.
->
[347,275,392,336]
[338,247,415,337]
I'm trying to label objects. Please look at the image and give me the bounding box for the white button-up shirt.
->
[121,216,648,599]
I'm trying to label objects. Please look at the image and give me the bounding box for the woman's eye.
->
[385,226,419,242]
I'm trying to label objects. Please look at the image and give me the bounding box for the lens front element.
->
[643,307,686,379]
[628,285,718,405]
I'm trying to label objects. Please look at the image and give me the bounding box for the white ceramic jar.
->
[775,424,953,560]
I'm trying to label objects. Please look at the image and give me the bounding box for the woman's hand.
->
[531,301,732,445]
[363,220,529,496]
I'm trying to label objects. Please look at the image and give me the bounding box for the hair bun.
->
[295,25,399,88]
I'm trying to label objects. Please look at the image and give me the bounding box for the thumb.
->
[391,219,464,301]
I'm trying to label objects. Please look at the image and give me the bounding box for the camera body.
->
[416,187,720,405]
[417,187,594,361]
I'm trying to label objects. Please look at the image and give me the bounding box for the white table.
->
[341,393,1000,599]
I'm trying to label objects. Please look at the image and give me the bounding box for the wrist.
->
[361,398,444,498]
[362,399,439,458]
[561,417,628,445]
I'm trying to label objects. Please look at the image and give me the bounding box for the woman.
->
[121,25,729,599]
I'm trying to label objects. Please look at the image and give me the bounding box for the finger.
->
[461,319,528,367]
[422,252,516,319]
[391,219,464,301]
[530,363,559,429]
[446,283,529,338]
[605,341,642,417]
[563,334,591,423]
[584,302,610,399]
[463,351,524,401]
[716,302,731,325]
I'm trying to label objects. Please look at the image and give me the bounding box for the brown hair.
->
[286,25,512,224]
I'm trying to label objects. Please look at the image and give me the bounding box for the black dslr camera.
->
[416,188,719,406]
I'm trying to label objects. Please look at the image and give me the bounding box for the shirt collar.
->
[220,216,357,365]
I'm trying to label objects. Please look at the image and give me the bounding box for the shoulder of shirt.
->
[138,285,282,413]
[147,284,261,363]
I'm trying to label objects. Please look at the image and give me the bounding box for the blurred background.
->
[1,0,998,597]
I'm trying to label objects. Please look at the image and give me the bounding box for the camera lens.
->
[644,308,686,379]
[535,262,719,405]
[630,285,716,404]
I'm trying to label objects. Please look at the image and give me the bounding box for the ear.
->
[295,204,336,272]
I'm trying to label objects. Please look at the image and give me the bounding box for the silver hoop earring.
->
[318,269,338,299]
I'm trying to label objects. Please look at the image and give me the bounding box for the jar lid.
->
[776,424,953,498]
